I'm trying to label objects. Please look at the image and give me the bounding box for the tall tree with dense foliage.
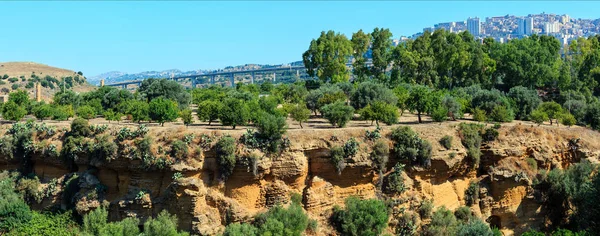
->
[302,30,353,83]
[179,108,193,127]
[370,28,393,82]
[149,98,179,126]
[351,29,372,82]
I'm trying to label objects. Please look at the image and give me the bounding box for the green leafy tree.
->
[103,110,121,123]
[488,105,513,123]
[530,109,548,125]
[219,98,250,129]
[8,90,30,108]
[127,100,150,123]
[393,85,410,115]
[289,103,311,128]
[139,78,191,108]
[441,95,463,120]
[1,101,27,122]
[350,81,398,110]
[331,197,389,236]
[508,86,541,120]
[431,106,449,122]
[52,105,74,121]
[149,98,179,126]
[370,28,393,83]
[302,30,353,83]
[538,101,563,125]
[351,29,372,81]
[76,105,96,120]
[321,101,355,128]
[179,108,193,126]
[359,101,398,125]
[407,85,433,123]
[32,104,53,121]
[197,100,221,125]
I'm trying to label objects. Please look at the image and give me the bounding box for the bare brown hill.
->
[0,62,95,101]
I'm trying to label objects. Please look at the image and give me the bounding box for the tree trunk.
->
[417,112,422,123]
[233,125,236,129]
[299,122,303,129]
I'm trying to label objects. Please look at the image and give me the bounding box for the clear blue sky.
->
[1,1,599,76]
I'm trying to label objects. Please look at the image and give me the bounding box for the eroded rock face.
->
[2,124,599,235]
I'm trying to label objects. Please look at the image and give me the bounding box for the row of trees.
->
[303,28,600,97]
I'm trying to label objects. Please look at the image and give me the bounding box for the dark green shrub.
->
[331,197,389,236]
[472,108,487,122]
[330,146,346,175]
[560,112,576,127]
[508,86,541,120]
[219,98,250,129]
[143,210,188,236]
[170,140,188,160]
[179,108,193,126]
[0,176,32,231]
[482,128,499,142]
[350,81,398,110]
[456,219,494,236]
[255,112,288,152]
[454,206,472,223]
[9,211,79,236]
[223,223,257,236]
[216,136,236,181]
[424,206,458,236]
[419,199,434,219]
[76,105,96,119]
[70,118,92,137]
[343,138,359,158]
[440,135,453,150]
[254,201,308,236]
[390,126,432,167]
[489,105,513,122]
[385,163,406,194]
[83,207,108,235]
[465,182,479,206]
[431,106,449,122]
[370,140,389,173]
[321,101,355,128]
[91,134,118,162]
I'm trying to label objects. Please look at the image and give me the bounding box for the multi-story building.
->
[544,21,560,34]
[517,17,534,35]
[467,17,481,36]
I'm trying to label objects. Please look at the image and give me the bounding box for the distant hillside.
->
[90,61,305,85]
[0,62,94,101]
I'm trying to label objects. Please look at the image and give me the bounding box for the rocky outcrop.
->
[2,123,599,235]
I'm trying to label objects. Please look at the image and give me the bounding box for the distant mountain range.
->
[89,61,304,86]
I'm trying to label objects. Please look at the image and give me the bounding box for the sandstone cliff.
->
[1,121,598,235]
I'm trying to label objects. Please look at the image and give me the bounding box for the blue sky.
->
[1,1,599,76]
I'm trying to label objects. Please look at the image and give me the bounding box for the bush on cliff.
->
[216,136,237,181]
[390,126,432,167]
[331,197,389,236]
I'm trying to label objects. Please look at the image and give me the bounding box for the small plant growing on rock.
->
[343,138,359,158]
[172,172,183,181]
[419,199,434,219]
[216,136,237,181]
[330,146,346,175]
[465,181,480,206]
[365,126,382,141]
[385,163,406,194]
[170,140,188,160]
[439,135,453,150]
